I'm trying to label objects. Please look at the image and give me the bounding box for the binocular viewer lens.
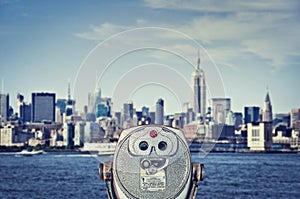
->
[139,140,168,152]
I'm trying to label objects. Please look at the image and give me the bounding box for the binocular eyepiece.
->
[99,125,204,199]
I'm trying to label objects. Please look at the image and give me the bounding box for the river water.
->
[0,152,299,198]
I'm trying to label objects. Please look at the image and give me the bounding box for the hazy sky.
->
[0,0,299,115]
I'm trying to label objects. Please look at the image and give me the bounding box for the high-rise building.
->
[211,98,231,124]
[122,101,134,124]
[66,82,76,116]
[262,91,273,122]
[16,93,24,116]
[96,97,112,118]
[290,108,300,129]
[234,112,243,129]
[247,122,272,151]
[20,103,31,122]
[155,98,164,125]
[0,93,9,122]
[0,124,14,146]
[244,106,260,124]
[32,93,55,123]
[192,51,206,121]
[141,106,150,117]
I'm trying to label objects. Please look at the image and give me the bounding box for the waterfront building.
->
[262,91,273,122]
[183,123,199,143]
[211,124,235,140]
[0,93,9,122]
[32,92,55,123]
[0,124,14,146]
[290,108,300,129]
[63,122,74,147]
[247,122,272,151]
[244,106,260,124]
[155,98,164,125]
[211,98,231,124]
[74,122,85,147]
[273,113,290,127]
[192,51,206,121]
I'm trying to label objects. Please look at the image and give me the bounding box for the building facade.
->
[262,91,273,122]
[0,94,9,122]
[244,106,260,124]
[247,122,273,151]
[192,52,206,121]
[155,98,164,125]
[211,98,231,124]
[32,93,56,123]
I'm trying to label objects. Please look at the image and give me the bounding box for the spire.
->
[265,86,271,103]
[197,49,200,70]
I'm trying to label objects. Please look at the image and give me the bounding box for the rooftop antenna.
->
[197,49,200,70]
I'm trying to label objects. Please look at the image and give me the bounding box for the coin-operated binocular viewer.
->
[99,125,205,199]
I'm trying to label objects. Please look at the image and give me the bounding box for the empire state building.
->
[192,51,206,121]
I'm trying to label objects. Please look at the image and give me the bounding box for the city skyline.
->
[0,1,299,114]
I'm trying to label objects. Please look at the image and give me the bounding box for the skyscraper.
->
[155,98,164,125]
[32,93,55,123]
[122,101,134,124]
[192,50,206,121]
[211,98,231,124]
[66,81,76,116]
[262,91,273,122]
[244,106,260,124]
[0,93,9,122]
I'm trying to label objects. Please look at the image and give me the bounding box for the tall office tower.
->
[0,93,9,122]
[32,93,55,123]
[155,98,164,125]
[234,112,243,129]
[290,108,300,129]
[66,82,76,116]
[16,93,24,116]
[211,98,231,124]
[94,87,102,106]
[122,101,134,124]
[142,106,150,117]
[114,112,121,127]
[244,106,260,124]
[262,91,273,122]
[192,50,206,121]
[20,103,31,122]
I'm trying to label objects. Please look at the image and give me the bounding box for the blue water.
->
[0,152,299,198]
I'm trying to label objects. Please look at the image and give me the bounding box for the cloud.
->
[74,1,300,69]
[143,0,298,13]
[74,23,130,41]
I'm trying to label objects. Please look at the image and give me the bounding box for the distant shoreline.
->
[0,148,298,154]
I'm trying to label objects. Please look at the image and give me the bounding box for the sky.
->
[0,0,300,115]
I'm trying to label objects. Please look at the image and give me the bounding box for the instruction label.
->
[140,168,166,191]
